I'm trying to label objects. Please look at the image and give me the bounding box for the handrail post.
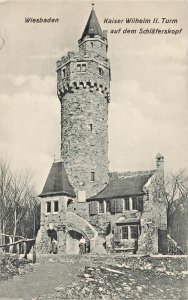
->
[32,241,36,264]
[24,241,27,259]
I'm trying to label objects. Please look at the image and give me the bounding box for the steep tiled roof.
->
[80,7,105,42]
[39,161,76,198]
[88,173,154,200]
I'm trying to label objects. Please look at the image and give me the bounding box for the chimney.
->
[156,153,164,171]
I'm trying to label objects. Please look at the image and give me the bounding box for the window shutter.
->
[110,199,116,214]
[116,199,123,213]
[114,225,121,242]
[137,196,144,212]
[89,201,98,215]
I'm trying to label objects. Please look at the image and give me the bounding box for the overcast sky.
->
[0,0,187,192]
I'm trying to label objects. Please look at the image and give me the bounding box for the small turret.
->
[156,153,164,170]
[78,3,108,56]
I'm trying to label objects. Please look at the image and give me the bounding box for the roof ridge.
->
[109,170,155,179]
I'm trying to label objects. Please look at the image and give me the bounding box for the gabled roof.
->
[80,6,105,42]
[88,173,154,200]
[39,161,76,198]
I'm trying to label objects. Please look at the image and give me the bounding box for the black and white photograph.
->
[0,0,188,299]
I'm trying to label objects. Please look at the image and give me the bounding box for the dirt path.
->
[0,255,82,300]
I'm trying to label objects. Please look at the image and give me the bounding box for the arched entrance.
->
[47,229,58,253]
[66,230,89,254]
[66,230,82,254]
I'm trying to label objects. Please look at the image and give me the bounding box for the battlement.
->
[57,80,110,102]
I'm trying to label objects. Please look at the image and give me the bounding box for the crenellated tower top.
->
[56,4,110,103]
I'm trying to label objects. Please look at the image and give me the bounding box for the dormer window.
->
[77,63,86,73]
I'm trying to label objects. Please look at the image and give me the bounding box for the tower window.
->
[54,201,59,213]
[91,171,95,182]
[82,63,86,72]
[46,201,51,213]
[77,64,81,72]
[90,124,93,132]
[61,68,66,78]
[99,67,104,76]
[77,63,86,73]
[91,42,93,47]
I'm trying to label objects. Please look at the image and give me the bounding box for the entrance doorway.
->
[66,230,82,254]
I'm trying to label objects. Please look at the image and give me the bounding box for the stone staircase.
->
[167,234,184,254]
[66,212,98,252]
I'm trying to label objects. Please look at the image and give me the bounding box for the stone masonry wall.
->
[89,200,141,238]
[37,195,68,253]
[57,34,110,199]
[138,172,167,254]
[59,83,109,199]
[79,38,107,57]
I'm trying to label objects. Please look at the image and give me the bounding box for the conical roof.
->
[80,5,105,42]
[39,161,76,198]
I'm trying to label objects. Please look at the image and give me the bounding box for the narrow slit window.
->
[91,171,95,182]
[99,67,104,76]
[46,201,51,213]
[54,201,59,213]
[61,68,66,78]
[90,124,93,132]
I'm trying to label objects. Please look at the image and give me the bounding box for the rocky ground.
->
[0,253,35,282]
[0,254,187,299]
[38,255,188,300]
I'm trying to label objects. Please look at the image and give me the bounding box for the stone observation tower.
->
[37,4,167,255]
[56,4,111,199]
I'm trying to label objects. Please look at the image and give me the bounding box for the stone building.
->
[36,5,167,255]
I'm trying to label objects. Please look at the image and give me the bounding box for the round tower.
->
[57,5,111,198]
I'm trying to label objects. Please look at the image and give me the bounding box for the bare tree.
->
[165,169,188,223]
[0,159,13,244]
[0,159,40,247]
